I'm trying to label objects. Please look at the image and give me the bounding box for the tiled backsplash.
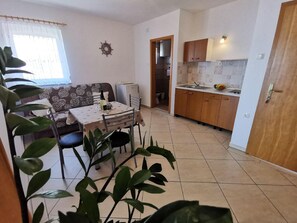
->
[177,59,247,89]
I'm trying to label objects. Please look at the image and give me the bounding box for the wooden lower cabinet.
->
[175,89,239,131]
[201,93,222,126]
[217,96,239,131]
[174,89,188,116]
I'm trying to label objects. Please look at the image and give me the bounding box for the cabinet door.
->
[201,93,222,126]
[217,96,239,131]
[194,39,208,62]
[183,41,195,62]
[186,91,204,120]
[174,89,188,116]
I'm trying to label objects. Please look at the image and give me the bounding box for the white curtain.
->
[0,19,71,85]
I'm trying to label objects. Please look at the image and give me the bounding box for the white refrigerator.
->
[115,83,140,105]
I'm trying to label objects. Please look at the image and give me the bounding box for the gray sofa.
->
[23,82,115,139]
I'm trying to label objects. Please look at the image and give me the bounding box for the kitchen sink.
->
[180,84,210,90]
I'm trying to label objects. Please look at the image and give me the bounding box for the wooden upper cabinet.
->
[183,38,213,63]
[217,96,239,131]
[174,89,188,116]
[186,91,204,120]
[201,93,222,126]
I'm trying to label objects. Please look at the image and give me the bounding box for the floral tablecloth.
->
[67,101,145,134]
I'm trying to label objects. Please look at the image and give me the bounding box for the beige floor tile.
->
[259,185,297,223]
[150,123,170,132]
[169,123,191,132]
[282,172,297,186]
[238,161,292,185]
[207,160,254,184]
[193,133,220,144]
[170,132,196,144]
[220,184,286,223]
[149,131,172,144]
[141,182,183,217]
[174,144,204,159]
[213,130,232,143]
[199,143,234,160]
[50,156,88,179]
[187,123,212,133]
[177,159,216,182]
[182,182,228,208]
[228,148,255,161]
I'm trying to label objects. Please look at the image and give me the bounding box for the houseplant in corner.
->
[0,46,233,223]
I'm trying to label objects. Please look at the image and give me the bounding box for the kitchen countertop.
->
[176,85,241,97]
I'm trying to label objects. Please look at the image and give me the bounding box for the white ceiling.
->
[22,0,237,25]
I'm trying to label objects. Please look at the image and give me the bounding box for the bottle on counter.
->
[100,90,107,110]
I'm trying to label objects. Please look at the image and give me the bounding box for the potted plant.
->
[0,46,233,223]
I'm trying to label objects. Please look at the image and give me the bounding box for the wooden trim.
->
[0,14,66,26]
[150,35,174,113]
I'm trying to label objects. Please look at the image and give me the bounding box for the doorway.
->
[247,1,297,172]
[150,35,173,112]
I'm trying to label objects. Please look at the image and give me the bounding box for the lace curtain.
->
[0,19,71,85]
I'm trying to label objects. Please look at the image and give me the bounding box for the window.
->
[1,20,70,85]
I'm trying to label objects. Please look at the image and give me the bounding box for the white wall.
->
[133,10,180,111]
[193,0,260,60]
[230,0,290,151]
[0,0,135,87]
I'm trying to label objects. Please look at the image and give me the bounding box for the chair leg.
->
[58,148,65,179]
[124,145,127,153]
[137,124,142,145]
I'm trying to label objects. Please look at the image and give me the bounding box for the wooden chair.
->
[102,109,136,166]
[48,108,83,179]
[129,94,142,144]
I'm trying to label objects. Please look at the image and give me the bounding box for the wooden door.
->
[194,39,208,61]
[247,1,297,171]
[201,93,222,126]
[217,96,239,131]
[187,91,204,120]
[174,89,188,116]
[183,41,195,62]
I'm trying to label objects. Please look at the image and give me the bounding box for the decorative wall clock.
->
[99,41,113,57]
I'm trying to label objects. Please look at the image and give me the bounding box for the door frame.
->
[150,35,174,113]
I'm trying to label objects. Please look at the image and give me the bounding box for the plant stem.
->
[6,124,29,223]
[128,190,141,223]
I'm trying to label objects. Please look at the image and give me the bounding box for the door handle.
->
[265,83,283,103]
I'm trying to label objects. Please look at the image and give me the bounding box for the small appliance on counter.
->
[115,83,140,105]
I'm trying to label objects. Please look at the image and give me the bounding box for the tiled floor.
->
[35,107,297,222]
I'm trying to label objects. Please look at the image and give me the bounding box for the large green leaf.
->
[113,166,131,202]
[79,189,100,223]
[134,148,151,157]
[4,70,33,75]
[5,77,35,84]
[5,113,36,130]
[14,156,43,175]
[30,190,73,199]
[22,138,56,158]
[122,198,144,213]
[73,148,86,173]
[75,177,98,192]
[4,46,26,68]
[91,152,114,167]
[135,183,165,194]
[12,103,49,112]
[58,211,90,223]
[0,85,19,111]
[10,84,43,99]
[27,169,51,199]
[0,47,7,74]
[14,116,52,135]
[143,200,233,223]
[97,191,111,203]
[129,170,151,187]
[32,202,44,223]
[149,163,162,173]
[146,146,176,169]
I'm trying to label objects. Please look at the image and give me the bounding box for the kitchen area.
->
[175,38,247,131]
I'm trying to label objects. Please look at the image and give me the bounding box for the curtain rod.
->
[0,15,67,26]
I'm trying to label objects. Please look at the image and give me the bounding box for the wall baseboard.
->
[229,143,246,152]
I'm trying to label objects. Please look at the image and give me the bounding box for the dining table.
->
[66,101,145,135]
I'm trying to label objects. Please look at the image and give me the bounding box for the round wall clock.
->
[99,41,113,57]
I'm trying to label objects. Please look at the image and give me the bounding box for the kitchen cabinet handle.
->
[265,83,283,103]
